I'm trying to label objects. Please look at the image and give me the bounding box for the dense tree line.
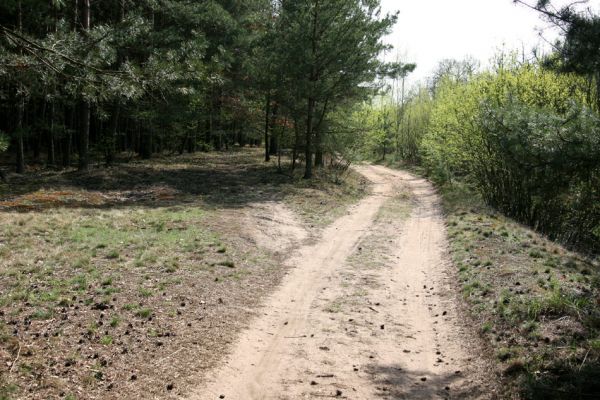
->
[1,0,262,171]
[0,0,399,179]
[352,2,600,250]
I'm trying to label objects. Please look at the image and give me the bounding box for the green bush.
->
[476,99,600,246]
[421,62,600,248]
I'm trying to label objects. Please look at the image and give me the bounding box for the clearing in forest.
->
[0,149,366,400]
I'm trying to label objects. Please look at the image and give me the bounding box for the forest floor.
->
[0,149,367,400]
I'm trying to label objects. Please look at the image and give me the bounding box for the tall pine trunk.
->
[291,116,299,171]
[305,0,319,179]
[78,0,91,171]
[47,98,56,165]
[15,93,25,174]
[106,104,120,166]
[140,121,152,159]
[277,130,282,173]
[63,106,75,168]
[264,93,271,162]
[15,1,25,174]
[105,1,125,166]
[314,126,323,167]
[269,102,278,156]
[304,97,315,179]
[34,100,44,163]
[79,102,90,170]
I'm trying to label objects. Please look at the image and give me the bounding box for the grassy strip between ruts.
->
[0,148,368,400]
[439,181,600,399]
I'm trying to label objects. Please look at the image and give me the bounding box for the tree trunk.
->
[188,125,197,153]
[33,101,42,163]
[47,103,55,166]
[314,126,323,167]
[62,132,71,168]
[62,107,74,168]
[269,133,278,157]
[292,116,299,171]
[105,1,125,166]
[304,97,315,179]
[15,94,25,174]
[106,103,120,166]
[304,0,320,179]
[15,1,25,174]
[269,102,279,156]
[79,102,90,170]
[313,98,331,168]
[264,93,271,162]
[140,122,152,159]
[277,127,282,173]
[78,0,91,171]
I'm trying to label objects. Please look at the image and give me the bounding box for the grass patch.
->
[135,308,152,319]
[109,315,120,328]
[324,300,343,313]
[30,308,53,320]
[99,335,113,346]
[217,260,236,268]
[0,383,19,400]
[138,287,153,298]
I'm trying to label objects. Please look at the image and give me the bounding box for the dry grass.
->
[0,148,368,400]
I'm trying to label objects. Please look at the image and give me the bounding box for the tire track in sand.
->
[186,165,495,400]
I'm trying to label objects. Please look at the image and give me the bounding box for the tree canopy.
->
[0,0,397,178]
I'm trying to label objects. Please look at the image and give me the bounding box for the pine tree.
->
[272,0,398,178]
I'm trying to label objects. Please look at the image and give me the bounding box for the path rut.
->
[187,165,493,400]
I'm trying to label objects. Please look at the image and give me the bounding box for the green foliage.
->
[351,54,600,249]
[345,100,395,161]
[336,85,430,164]
[476,98,600,244]
[0,131,8,152]
[397,87,432,163]
[0,0,396,171]
[423,62,589,177]
[0,0,275,165]
[421,61,600,247]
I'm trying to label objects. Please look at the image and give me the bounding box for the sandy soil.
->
[186,165,495,400]
[242,202,309,254]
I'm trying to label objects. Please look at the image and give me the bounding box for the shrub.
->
[422,62,600,249]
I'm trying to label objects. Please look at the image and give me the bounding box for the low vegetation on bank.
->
[440,181,599,399]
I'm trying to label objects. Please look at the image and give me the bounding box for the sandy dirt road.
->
[187,165,494,400]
